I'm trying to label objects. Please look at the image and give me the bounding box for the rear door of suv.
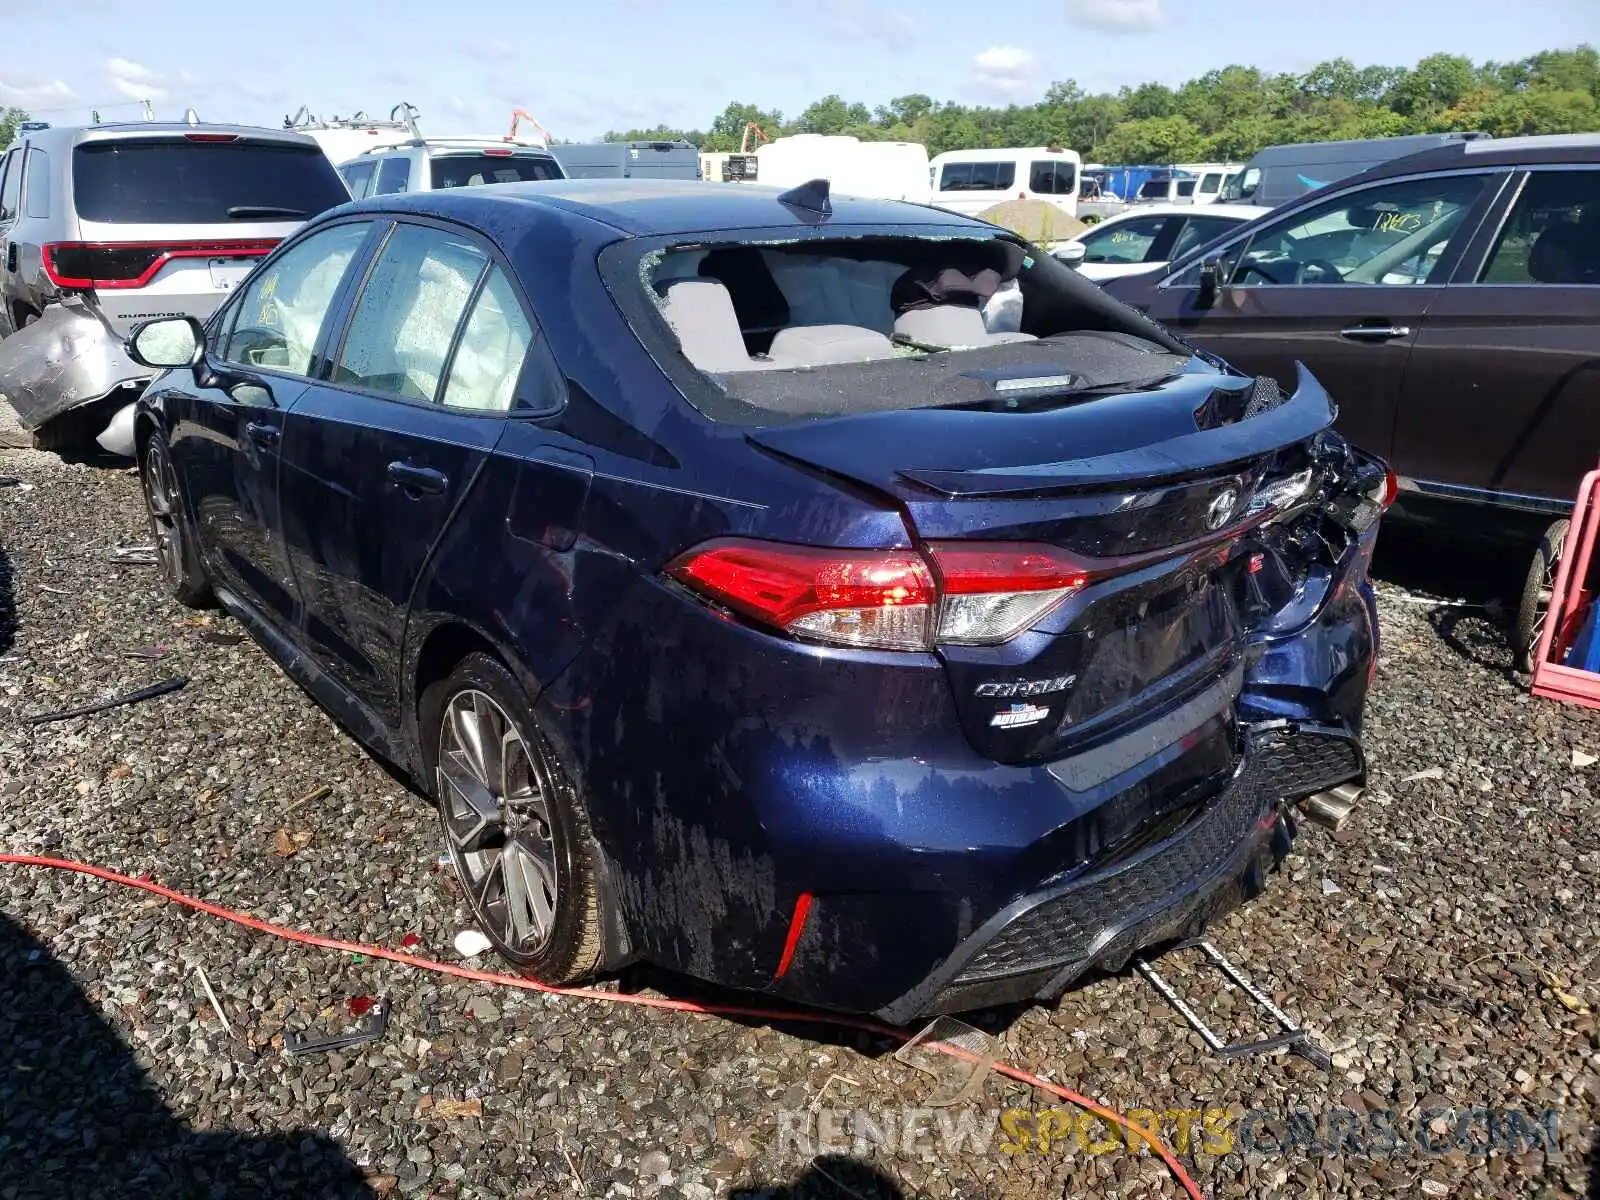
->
[60,131,350,336]
[1388,164,1600,509]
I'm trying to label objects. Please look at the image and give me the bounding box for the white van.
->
[929,147,1082,219]
[753,135,931,203]
[1179,163,1240,204]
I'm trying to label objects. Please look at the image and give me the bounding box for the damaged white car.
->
[0,120,349,455]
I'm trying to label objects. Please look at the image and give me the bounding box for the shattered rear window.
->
[605,227,1192,425]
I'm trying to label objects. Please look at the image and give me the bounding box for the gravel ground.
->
[1,426,1598,1200]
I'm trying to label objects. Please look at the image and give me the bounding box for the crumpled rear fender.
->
[0,300,153,430]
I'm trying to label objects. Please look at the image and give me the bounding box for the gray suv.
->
[0,121,349,452]
[338,137,564,198]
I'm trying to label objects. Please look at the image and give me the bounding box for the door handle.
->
[386,461,448,496]
[1339,324,1412,342]
[243,421,280,449]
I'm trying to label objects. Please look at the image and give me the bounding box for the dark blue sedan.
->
[126,179,1390,1020]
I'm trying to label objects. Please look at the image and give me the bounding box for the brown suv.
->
[1103,134,1600,664]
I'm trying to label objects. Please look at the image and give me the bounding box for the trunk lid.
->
[748,362,1336,766]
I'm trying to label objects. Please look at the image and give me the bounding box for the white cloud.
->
[971,46,1044,100]
[825,0,916,48]
[106,57,166,101]
[0,78,78,109]
[1066,0,1166,33]
[462,39,518,61]
[106,57,159,85]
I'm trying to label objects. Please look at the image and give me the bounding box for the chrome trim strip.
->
[1397,475,1572,515]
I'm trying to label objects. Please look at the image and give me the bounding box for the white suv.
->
[338,137,565,197]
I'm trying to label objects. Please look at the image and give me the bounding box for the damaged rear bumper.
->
[0,300,152,432]
[873,727,1353,1023]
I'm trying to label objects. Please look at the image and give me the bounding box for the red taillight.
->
[669,539,935,650]
[485,147,515,156]
[42,240,278,290]
[926,541,1090,645]
[668,537,1091,651]
[1380,468,1398,510]
[184,133,240,143]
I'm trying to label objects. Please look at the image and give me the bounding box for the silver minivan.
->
[0,122,349,453]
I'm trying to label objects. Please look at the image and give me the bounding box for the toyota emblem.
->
[1206,487,1239,531]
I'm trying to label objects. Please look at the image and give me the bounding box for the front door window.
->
[1225,174,1488,287]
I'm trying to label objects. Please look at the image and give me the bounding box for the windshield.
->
[429,154,564,189]
[610,229,1190,423]
[72,140,348,224]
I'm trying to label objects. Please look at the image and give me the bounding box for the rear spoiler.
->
[897,363,1334,497]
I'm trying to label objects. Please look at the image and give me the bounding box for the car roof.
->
[13,123,322,151]
[1099,202,1261,222]
[351,178,994,237]
[1326,132,1600,183]
[932,146,1079,163]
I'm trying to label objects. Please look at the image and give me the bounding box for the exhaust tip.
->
[1299,783,1363,832]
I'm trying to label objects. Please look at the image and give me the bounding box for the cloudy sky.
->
[2,0,1595,140]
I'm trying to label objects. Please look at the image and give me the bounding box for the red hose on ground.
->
[0,853,1207,1200]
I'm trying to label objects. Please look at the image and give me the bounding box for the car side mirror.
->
[127,316,206,369]
[1055,242,1086,269]
[1195,257,1223,309]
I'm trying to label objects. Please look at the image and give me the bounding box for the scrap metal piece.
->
[110,546,160,566]
[284,996,391,1056]
[1135,940,1332,1072]
[893,1015,998,1106]
[26,676,189,726]
[0,299,151,431]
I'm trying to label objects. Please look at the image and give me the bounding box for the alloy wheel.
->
[141,439,185,589]
[437,689,558,956]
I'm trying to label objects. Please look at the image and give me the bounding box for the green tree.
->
[681,44,1599,165]
[1093,115,1205,163]
[795,94,872,135]
[1386,53,1478,117]
[703,102,784,152]
[0,108,29,146]
[602,125,704,146]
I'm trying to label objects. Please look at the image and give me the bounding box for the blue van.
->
[1222,132,1491,208]
[548,140,701,180]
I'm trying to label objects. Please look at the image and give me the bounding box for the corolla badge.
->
[1206,486,1240,531]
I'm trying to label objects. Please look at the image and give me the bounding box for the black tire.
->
[1515,518,1568,673]
[420,653,604,983]
[138,430,212,608]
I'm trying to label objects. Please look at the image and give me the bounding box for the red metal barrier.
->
[1531,467,1600,709]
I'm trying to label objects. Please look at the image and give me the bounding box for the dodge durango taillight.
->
[43,239,278,290]
[668,538,1090,651]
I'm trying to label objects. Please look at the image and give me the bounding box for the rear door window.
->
[1029,161,1076,196]
[938,161,1016,192]
[221,221,373,376]
[1082,214,1173,264]
[333,223,487,402]
[72,139,348,224]
[441,267,534,412]
[340,159,377,199]
[428,154,563,189]
[1480,169,1600,285]
[23,147,49,218]
[372,155,411,196]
